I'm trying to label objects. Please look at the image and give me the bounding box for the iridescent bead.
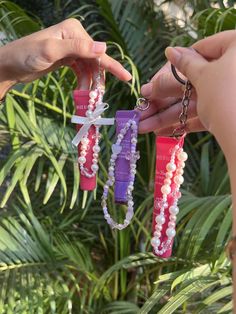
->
[91,164,98,172]
[78,156,86,164]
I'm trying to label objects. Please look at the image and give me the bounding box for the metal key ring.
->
[135,98,150,111]
[171,64,186,85]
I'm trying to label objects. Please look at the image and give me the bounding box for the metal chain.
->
[173,80,192,137]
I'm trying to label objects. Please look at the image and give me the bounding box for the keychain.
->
[151,66,191,257]
[101,99,149,230]
[71,59,114,190]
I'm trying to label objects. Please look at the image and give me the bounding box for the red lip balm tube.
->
[73,90,97,191]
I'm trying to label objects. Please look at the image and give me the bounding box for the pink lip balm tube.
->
[73,90,97,191]
[152,136,184,258]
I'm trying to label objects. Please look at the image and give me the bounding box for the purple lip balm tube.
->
[114,110,140,204]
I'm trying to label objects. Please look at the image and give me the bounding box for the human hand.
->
[139,61,205,135]
[0,18,131,99]
[139,30,236,150]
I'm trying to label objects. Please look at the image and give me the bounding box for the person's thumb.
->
[165,47,207,85]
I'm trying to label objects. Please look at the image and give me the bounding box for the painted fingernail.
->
[141,83,152,98]
[165,47,182,63]
[92,41,107,54]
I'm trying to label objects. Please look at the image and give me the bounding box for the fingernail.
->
[141,83,152,98]
[124,69,132,81]
[165,47,182,63]
[92,41,106,54]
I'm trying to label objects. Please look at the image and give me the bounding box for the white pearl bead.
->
[161,184,171,195]
[168,221,175,229]
[78,156,86,164]
[177,151,188,162]
[81,138,89,144]
[154,230,161,237]
[179,161,185,168]
[166,172,173,179]
[170,215,177,222]
[155,224,162,231]
[166,228,176,238]
[174,175,184,185]
[91,164,99,172]
[169,205,179,215]
[166,162,176,172]
[92,158,98,164]
[164,178,171,185]
[81,145,87,151]
[93,153,99,159]
[86,110,93,117]
[89,90,98,99]
[88,105,94,111]
[151,237,160,247]
[176,168,184,175]
[80,151,86,157]
[155,215,165,224]
[93,145,100,153]
[89,99,95,105]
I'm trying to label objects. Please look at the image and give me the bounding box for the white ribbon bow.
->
[71,102,114,147]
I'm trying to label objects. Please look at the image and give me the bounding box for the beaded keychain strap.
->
[151,76,192,258]
[101,99,149,230]
[71,59,114,190]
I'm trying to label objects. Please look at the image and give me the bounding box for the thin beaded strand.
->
[151,144,188,255]
[101,119,139,230]
[78,89,103,178]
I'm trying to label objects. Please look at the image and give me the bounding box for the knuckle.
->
[41,39,55,62]
[62,18,81,28]
[70,38,91,55]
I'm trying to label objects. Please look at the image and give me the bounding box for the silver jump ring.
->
[171,64,186,85]
[135,98,150,111]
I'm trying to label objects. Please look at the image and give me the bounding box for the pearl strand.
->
[78,90,103,178]
[101,119,139,230]
[151,145,188,255]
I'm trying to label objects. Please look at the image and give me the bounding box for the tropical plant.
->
[0,0,235,313]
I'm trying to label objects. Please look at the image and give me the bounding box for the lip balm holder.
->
[101,99,149,230]
[71,59,114,191]
[151,78,192,258]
